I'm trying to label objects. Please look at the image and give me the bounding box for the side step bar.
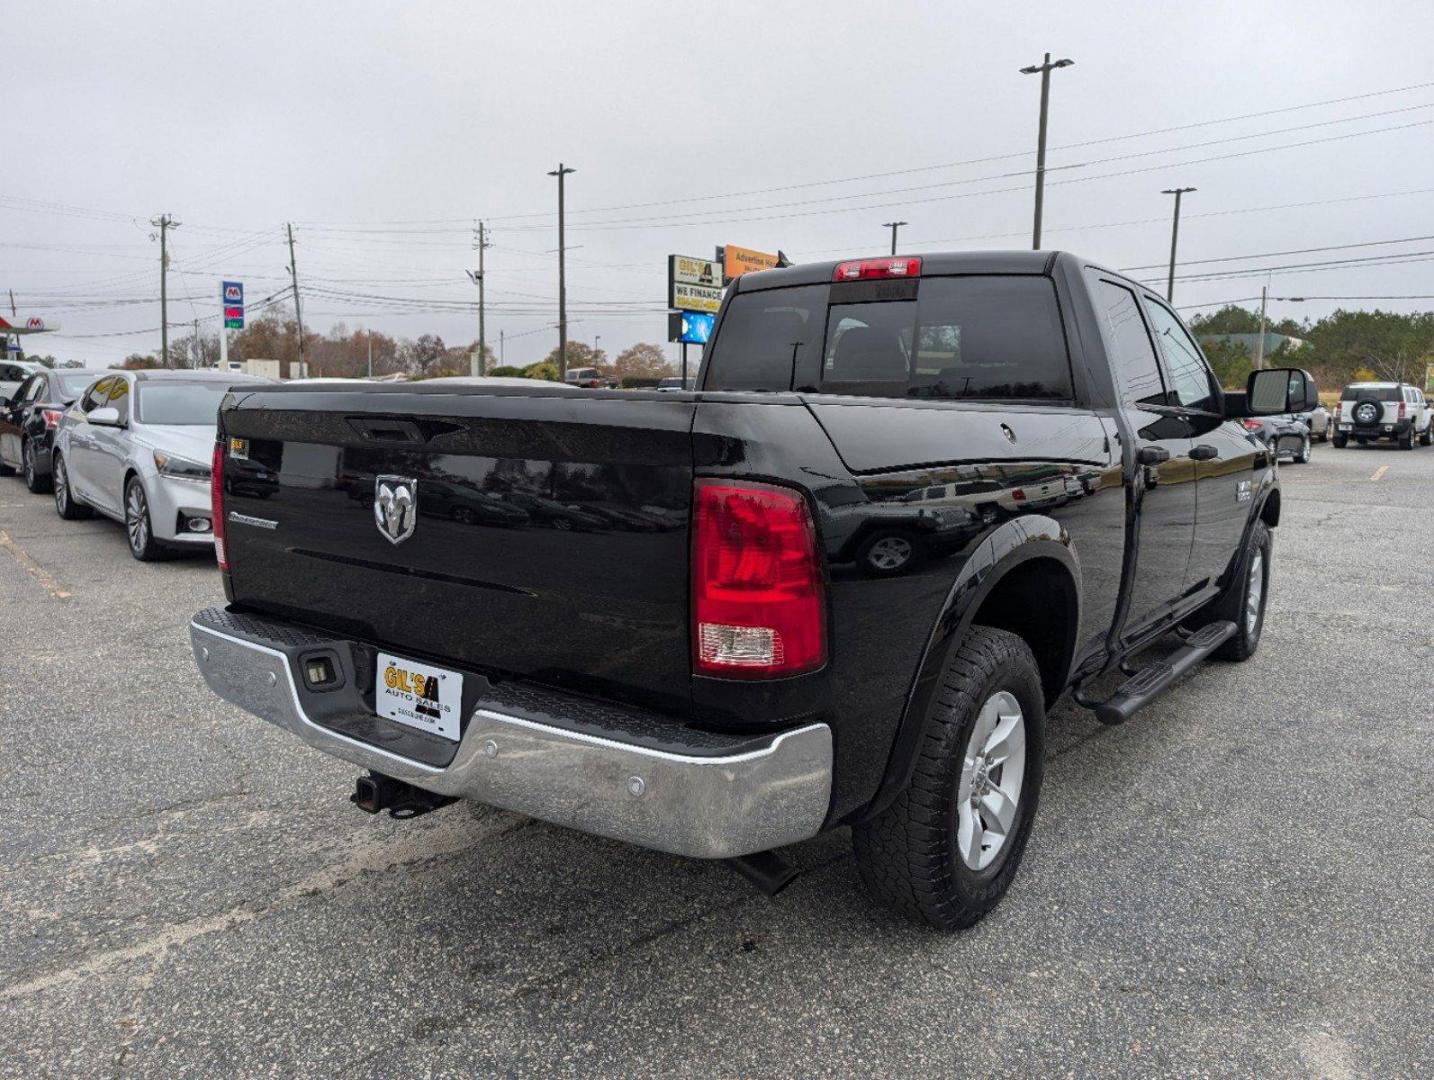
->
[1090,620,1237,726]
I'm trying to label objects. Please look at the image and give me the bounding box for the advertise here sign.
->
[719,244,782,285]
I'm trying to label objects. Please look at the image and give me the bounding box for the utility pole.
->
[151,213,179,366]
[547,163,576,378]
[193,318,200,368]
[882,221,907,256]
[7,290,15,317]
[500,329,505,366]
[1161,187,1195,302]
[286,223,306,379]
[466,221,490,376]
[367,329,373,378]
[1019,53,1074,250]
[1254,285,1269,371]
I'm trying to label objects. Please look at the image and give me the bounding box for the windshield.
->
[136,382,232,425]
[58,373,99,398]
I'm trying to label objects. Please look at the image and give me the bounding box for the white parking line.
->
[1370,465,1389,481]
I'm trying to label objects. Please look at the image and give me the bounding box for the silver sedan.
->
[51,370,268,560]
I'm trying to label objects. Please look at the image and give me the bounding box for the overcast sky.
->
[8,0,1434,368]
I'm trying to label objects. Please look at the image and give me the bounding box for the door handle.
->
[1136,446,1170,465]
[1190,445,1219,461]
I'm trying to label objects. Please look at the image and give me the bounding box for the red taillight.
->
[691,480,825,678]
[40,408,63,430]
[211,440,228,569]
[1242,419,1264,431]
[832,256,922,282]
[1398,401,1407,419]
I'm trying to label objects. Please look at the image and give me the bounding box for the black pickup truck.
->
[190,251,1315,929]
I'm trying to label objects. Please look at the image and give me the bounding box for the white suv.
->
[1332,382,1432,450]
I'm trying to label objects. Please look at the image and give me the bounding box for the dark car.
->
[192,250,1314,930]
[0,367,110,492]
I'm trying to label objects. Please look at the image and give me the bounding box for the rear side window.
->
[1092,280,1167,406]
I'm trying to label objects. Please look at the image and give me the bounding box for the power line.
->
[1120,232,1434,272]
[287,79,1434,228]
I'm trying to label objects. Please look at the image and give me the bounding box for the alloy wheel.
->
[22,442,35,487]
[956,691,1027,871]
[126,483,149,555]
[54,458,68,513]
[1245,549,1265,637]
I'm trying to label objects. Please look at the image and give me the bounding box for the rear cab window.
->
[704,275,1073,402]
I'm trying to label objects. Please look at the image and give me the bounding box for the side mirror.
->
[88,406,124,427]
[1243,368,1318,416]
[0,394,10,408]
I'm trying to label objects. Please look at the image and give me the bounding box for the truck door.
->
[1090,278,1197,635]
[1141,296,1258,594]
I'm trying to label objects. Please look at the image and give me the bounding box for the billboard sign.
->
[668,310,715,345]
[667,255,723,314]
[670,282,722,314]
[222,280,244,329]
[718,244,782,284]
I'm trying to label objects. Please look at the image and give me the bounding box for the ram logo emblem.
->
[374,476,418,545]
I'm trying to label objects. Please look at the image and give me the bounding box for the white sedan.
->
[51,369,268,560]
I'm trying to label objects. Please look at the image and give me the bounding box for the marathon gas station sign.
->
[222,281,244,329]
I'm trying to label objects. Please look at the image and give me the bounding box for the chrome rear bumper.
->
[189,614,832,859]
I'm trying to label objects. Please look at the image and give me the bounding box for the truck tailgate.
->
[219,387,696,713]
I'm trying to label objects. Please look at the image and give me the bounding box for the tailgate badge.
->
[374,476,418,545]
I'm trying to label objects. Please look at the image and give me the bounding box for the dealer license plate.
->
[375,652,463,741]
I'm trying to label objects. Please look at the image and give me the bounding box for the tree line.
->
[1188,304,1434,390]
[97,314,678,383]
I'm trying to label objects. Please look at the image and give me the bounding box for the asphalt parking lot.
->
[1,443,1431,1079]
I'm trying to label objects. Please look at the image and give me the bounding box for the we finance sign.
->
[668,255,723,314]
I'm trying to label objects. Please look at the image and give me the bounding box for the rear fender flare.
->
[856,515,1081,822]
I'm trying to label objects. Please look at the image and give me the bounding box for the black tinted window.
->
[704,284,827,392]
[1093,280,1166,406]
[901,276,1071,400]
[1143,298,1217,411]
[1341,385,1400,402]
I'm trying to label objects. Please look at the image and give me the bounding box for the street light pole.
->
[882,221,907,256]
[1161,186,1196,302]
[1020,53,1074,251]
[547,163,576,379]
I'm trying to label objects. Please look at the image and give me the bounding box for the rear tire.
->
[23,439,51,493]
[852,626,1045,930]
[1399,427,1415,450]
[52,453,92,520]
[1332,434,1348,449]
[1421,423,1433,447]
[1295,435,1312,464]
